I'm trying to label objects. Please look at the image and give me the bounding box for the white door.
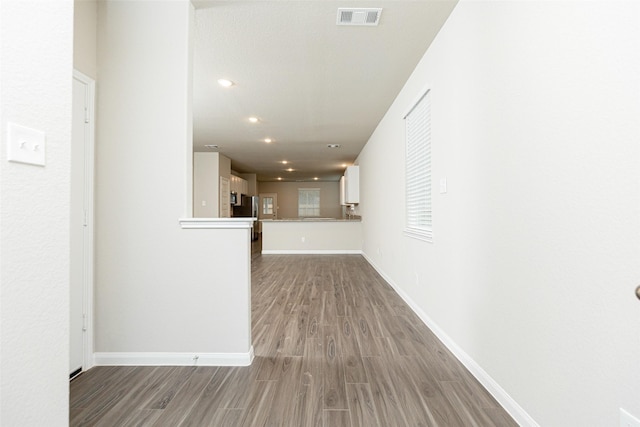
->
[220,176,230,217]
[70,71,95,377]
[259,193,278,220]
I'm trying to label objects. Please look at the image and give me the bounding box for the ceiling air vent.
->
[337,8,382,26]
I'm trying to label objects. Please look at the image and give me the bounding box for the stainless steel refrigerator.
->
[233,195,259,240]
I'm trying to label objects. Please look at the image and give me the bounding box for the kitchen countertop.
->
[261,217,361,222]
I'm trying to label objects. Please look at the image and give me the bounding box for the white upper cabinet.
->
[230,174,249,195]
[344,165,359,204]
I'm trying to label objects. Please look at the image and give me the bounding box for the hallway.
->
[70,254,516,426]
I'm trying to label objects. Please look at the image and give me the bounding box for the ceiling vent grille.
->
[337,8,382,26]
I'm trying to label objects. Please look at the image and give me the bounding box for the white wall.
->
[0,1,73,425]
[193,152,233,217]
[193,152,220,217]
[95,1,251,360]
[258,181,342,219]
[73,0,97,78]
[357,1,640,425]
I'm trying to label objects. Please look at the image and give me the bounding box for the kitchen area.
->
[193,151,261,240]
[259,165,361,254]
[193,152,362,254]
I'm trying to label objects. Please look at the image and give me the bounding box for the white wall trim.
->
[361,252,539,427]
[94,346,255,367]
[179,217,255,229]
[261,249,363,255]
[72,69,96,373]
[403,227,433,243]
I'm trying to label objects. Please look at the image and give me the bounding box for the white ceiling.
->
[192,1,457,182]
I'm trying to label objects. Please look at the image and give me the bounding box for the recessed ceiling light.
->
[341,163,348,167]
[264,138,272,143]
[204,144,219,149]
[327,144,341,149]
[314,177,319,181]
[248,117,259,123]
[281,160,288,164]
[286,168,294,172]
[217,79,234,88]
[277,177,282,181]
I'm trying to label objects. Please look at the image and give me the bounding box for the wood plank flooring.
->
[70,254,517,426]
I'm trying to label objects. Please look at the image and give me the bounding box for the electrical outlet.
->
[621,408,640,427]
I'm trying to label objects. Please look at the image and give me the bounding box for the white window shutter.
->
[404,89,432,242]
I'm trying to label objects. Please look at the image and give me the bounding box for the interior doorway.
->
[258,193,278,220]
[70,70,95,378]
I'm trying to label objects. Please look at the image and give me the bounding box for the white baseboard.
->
[361,252,539,427]
[261,249,363,255]
[94,346,254,367]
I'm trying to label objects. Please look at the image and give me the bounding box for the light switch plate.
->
[7,122,46,166]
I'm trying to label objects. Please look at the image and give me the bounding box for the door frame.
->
[259,193,278,220]
[72,69,96,373]
[220,176,230,218]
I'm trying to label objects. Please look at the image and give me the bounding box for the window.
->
[262,197,274,215]
[404,89,432,242]
[298,188,320,217]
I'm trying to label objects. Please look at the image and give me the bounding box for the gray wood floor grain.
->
[70,253,517,426]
